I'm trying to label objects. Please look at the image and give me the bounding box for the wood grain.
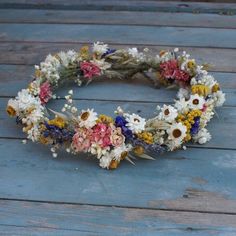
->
[0,9,236,29]
[0,0,236,14]
[0,138,236,214]
[0,24,236,48]
[0,200,236,236]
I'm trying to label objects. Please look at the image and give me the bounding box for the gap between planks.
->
[0,0,236,14]
[0,197,236,216]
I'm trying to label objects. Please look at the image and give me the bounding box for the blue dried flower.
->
[44,122,74,144]
[102,48,116,58]
[190,117,200,135]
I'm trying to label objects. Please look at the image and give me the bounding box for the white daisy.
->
[158,105,178,122]
[188,94,205,110]
[125,113,146,134]
[192,128,211,144]
[212,90,225,107]
[99,153,112,169]
[78,109,98,129]
[167,122,187,143]
[93,41,108,55]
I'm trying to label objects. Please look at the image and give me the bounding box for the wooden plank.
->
[1,98,235,150]
[0,24,236,48]
[0,138,236,213]
[0,9,236,29]
[0,0,236,14]
[0,65,235,106]
[0,200,236,236]
[0,42,236,73]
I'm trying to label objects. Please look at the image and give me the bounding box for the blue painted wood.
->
[0,9,236,29]
[0,0,236,14]
[0,138,236,213]
[1,98,235,150]
[0,24,236,48]
[0,200,235,236]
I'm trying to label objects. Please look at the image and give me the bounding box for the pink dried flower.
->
[91,123,112,148]
[110,126,125,147]
[80,61,101,79]
[160,59,178,78]
[72,128,92,152]
[160,59,190,82]
[173,69,190,82]
[39,81,52,104]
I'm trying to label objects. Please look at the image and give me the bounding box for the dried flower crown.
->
[6,42,225,169]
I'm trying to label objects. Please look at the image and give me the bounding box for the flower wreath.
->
[6,42,225,169]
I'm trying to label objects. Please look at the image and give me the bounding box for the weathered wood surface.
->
[0,200,236,236]
[1,0,236,14]
[1,139,236,214]
[1,9,236,29]
[1,23,236,48]
[1,1,236,235]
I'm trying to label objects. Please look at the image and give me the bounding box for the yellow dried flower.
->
[6,106,16,117]
[191,85,210,97]
[133,146,144,155]
[35,69,41,78]
[212,83,220,93]
[120,151,128,160]
[109,160,120,169]
[48,116,65,129]
[137,131,154,144]
[97,114,113,124]
[187,60,196,70]
[79,45,90,60]
[39,136,51,145]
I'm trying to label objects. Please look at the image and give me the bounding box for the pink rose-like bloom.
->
[160,59,178,78]
[80,61,101,79]
[110,126,125,147]
[91,123,112,148]
[173,69,190,82]
[72,128,92,153]
[160,59,190,82]
[39,81,52,104]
